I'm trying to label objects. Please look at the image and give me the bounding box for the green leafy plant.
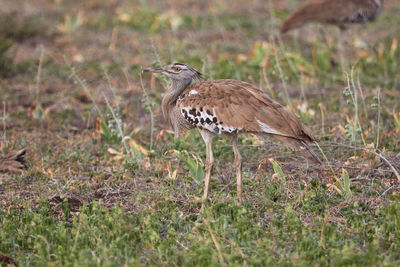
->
[269,158,286,185]
[99,119,121,144]
[338,169,352,199]
[176,150,205,183]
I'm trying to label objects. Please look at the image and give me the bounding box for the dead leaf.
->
[0,252,18,267]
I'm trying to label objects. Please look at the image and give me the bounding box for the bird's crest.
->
[173,62,203,82]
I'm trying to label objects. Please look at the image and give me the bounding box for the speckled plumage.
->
[144,63,321,202]
[176,79,316,142]
[280,0,384,33]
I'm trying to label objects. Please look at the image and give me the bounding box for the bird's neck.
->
[161,78,192,126]
[372,0,382,7]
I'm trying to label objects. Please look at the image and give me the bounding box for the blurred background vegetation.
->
[0,0,399,266]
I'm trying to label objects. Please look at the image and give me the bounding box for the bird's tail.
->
[273,136,323,164]
[298,140,323,164]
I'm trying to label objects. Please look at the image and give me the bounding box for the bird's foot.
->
[234,196,244,205]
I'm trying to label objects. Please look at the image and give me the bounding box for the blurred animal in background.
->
[0,148,27,172]
[144,63,321,202]
[280,0,384,33]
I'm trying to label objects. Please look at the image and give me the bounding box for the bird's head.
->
[143,63,202,83]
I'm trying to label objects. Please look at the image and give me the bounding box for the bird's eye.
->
[173,67,181,72]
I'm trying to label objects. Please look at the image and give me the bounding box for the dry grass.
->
[0,0,400,266]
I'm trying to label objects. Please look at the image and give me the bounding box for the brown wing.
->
[0,148,26,172]
[280,0,382,33]
[176,79,316,142]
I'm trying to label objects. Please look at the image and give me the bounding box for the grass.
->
[1,0,400,266]
[1,192,400,265]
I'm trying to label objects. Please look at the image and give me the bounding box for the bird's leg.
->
[203,139,214,200]
[200,131,214,201]
[230,135,243,202]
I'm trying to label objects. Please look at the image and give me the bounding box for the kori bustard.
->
[280,0,384,33]
[144,63,321,202]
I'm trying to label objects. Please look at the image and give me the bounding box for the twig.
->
[69,64,105,121]
[262,64,275,98]
[328,142,400,182]
[315,142,340,185]
[102,65,120,111]
[375,87,381,148]
[139,72,155,150]
[350,66,366,146]
[1,101,8,148]
[35,45,45,105]
[204,218,225,265]
[123,68,133,91]
[376,185,397,200]
[318,103,325,135]
[320,197,374,249]
[102,93,129,155]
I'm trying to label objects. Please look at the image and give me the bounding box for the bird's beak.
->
[143,67,164,73]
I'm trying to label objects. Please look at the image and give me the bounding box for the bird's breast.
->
[179,105,240,135]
